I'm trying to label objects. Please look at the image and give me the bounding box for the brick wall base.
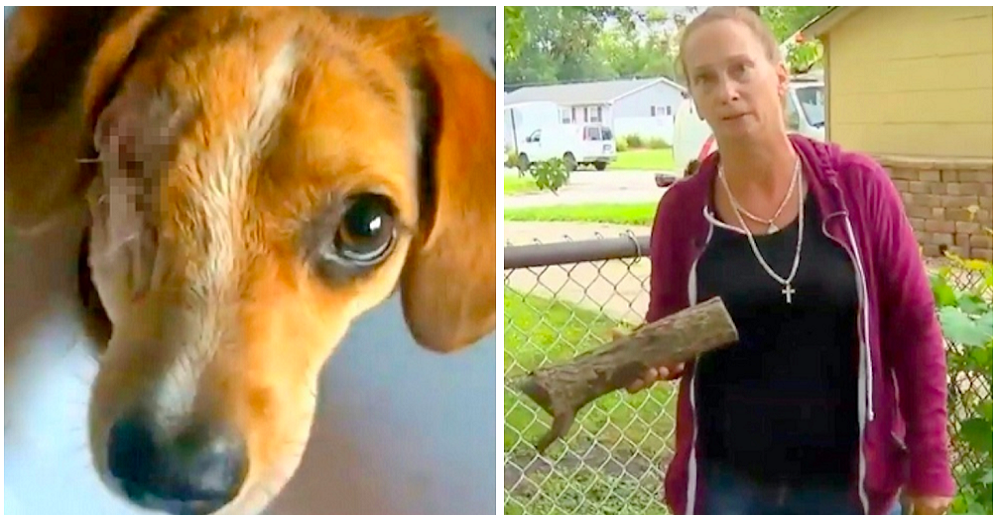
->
[878,156,992,260]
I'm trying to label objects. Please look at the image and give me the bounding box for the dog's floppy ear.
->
[396,16,497,353]
[4,7,163,233]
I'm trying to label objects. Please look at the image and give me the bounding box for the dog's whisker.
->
[48,436,101,490]
[66,371,97,395]
[249,461,302,514]
[280,431,312,450]
[89,231,145,261]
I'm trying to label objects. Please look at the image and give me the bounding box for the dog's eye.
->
[324,194,397,266]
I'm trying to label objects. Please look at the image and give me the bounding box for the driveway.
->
[505,169,672,208]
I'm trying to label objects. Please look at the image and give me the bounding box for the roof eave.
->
[801,6,863,39]
[607,77,687,104]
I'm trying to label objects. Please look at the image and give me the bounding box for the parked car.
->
[505,101,617,172]
[503,101,561,151]
[513,123,617,172]
[672,74,826,174]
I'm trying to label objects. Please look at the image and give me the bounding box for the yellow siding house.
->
[803,6,993,260]
[803,6,992,158]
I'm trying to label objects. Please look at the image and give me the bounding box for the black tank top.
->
[694,192,860,486]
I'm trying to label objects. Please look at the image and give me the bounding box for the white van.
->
[516,123,616,171]
[673,77,826,174]
[504,101,561,150]
[505,101,617,171]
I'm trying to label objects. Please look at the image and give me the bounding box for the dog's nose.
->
[107,412,248,514]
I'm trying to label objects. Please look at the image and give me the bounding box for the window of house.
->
[560,108,572,124]
[584,106,602,123]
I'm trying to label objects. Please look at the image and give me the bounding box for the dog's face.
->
[5,7,495,515]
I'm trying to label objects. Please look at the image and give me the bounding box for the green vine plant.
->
[505,147,571,194]
[524,158,571,194]
[785,37,823,75]
[929,226,993,515]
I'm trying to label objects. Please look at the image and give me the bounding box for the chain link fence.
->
[503,233,992,515]
[932,256,994,514]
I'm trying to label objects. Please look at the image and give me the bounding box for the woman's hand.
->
[904,494,952,515]
[625,365,684,393]
[607,327,686,393]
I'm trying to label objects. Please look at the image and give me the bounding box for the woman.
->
[629,7,955,515]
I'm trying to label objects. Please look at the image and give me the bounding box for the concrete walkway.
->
[505,170,671,208]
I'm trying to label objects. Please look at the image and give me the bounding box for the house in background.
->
[803,6,992,260]
[503,77,687,145]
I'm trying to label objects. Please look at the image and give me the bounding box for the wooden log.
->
[517,296,738,454]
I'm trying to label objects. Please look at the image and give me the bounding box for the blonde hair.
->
[677,7,782,84]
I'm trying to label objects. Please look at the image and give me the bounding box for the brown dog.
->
[5,7,496,515]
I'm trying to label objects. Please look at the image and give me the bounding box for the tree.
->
[503,7,638,85]
[597,25,679,82]
[504,6,525,61]
[505,7,830,84]
[759,6,829,42]
[759,6,830,74]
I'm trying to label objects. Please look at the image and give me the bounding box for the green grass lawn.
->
[503,466,668,515]
[504,173,541,196]
[504,287,675,514]
[610,148,675,171]
[503,202,658,226]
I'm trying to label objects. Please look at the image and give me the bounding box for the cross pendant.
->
[782,284,796,304]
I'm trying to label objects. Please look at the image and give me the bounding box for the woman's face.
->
[683,19,788,141]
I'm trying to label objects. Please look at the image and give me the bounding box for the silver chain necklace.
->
[721,160,798,234]
[720,159,805,304]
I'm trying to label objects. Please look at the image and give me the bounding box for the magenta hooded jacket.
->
[646,134,956,515]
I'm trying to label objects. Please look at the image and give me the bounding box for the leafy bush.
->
[519,157,570,193]
[505,148,520,169]
[646,137,670,150]
[930,242,993,515]
[619,134,670,151]
[625,134,644,149]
